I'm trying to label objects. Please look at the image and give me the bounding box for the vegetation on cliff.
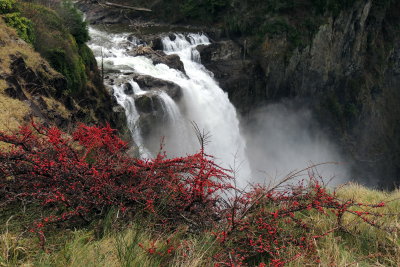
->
[0,16,67,134]
[0,0,126,134]
[0,0,35,44]
[18,0,91,94]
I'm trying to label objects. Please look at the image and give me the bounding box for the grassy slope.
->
[0,18,35,133]
[1,0,125,137]
[1,183,399,266]
[0,18,71,136]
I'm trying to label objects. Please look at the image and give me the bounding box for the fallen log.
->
[104,1,152,12]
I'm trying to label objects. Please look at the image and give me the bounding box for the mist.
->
[243,101,350,187]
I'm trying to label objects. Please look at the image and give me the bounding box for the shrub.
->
[0,122,232,246]
[1,122,396,266]
[0,0,15,14]
[57,0,89,44]
[19,2,91,93]
[2,12,35,44]
[0,0,35,44]
[78,43,97,73]
[45,47,87,93]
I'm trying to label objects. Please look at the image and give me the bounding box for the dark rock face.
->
[197,41,241,62]
[197,40,267,113]
[134,93,168,137]
[127,46,185,73]
[138,113,157,137]
[194,0,400,187]
[107,73,182,100]
[253,1,375,99]
[249,1,399,188]
[133,74,182,100]
[134,93,163,114]
[123,82,134,95]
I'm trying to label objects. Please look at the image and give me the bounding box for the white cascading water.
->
[112,80,151,157]
[88,27,251,186]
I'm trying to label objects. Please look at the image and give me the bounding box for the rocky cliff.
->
[203,0,400,187]
[246,0,400,187]
[77,0,400,187]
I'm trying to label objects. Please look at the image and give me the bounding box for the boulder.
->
[135,93,166,137]
[139,34,164,50]
[153,54,185,74]
[197,40,242,64]
[134,92,164,114]
[128,46,185,73]
[123,82,134,95]
[132,74,182,100]
[110,72,182,100]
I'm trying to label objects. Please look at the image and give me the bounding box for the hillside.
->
[0,0,128,135]
[1,122,400,266]
[0,18,65,132]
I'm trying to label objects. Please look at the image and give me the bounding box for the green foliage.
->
[45,47,86,94]
[0,0,15,14]
[57,1,89,44]
[2,12,35,44]
[78,43,96,72]
[19,2,93,94]
[0,0,35,44]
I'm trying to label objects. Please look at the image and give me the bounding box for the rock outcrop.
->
[104,72,182,137]
[130,74,182,100]
[225,0,399,187]
[128,47,185,74]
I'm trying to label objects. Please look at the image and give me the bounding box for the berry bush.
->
[0,123,394,266]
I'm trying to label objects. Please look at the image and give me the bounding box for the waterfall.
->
[88,27,251,186]
[160,34,251,183]
[112,81,151,158]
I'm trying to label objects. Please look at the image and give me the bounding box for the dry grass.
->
[0,80,7,91]
[0,18,44,75]
[0,93,29,133]
[42,96,71,118]
[0,184,398,266]
[0,17,69,140]
[287,183,400,266]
